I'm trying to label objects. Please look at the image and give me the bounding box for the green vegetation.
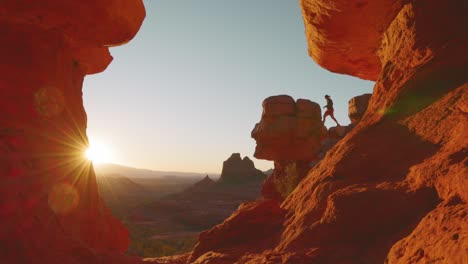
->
[127,236,197,258]
[124,222,197,258]
[274,162,301,199]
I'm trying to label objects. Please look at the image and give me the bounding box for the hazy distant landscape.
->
[95,163,211,217]
[94,155,266,257]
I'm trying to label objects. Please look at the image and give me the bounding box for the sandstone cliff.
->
[0,1,145,263]
[183,0,468,263]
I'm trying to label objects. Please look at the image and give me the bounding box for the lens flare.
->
[85,141,111,164]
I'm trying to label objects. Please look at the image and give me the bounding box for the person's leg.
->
[323,111,328,123]
[330,113,340,126]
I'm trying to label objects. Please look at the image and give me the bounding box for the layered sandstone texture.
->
[348,93,372,124]
[300,0,406,80]
[251,95,326,200]
[184,0,467,263]
[252,95,326,161]
[0,1,145,263]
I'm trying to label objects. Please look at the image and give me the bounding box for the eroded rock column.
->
[0,1,145,263]
[251,95,326,200]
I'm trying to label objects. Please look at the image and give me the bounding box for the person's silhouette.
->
[322,95,340,126]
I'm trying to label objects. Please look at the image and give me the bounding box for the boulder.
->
[348,93,372,123]
[262,95,296,117]
[252,96,326,161]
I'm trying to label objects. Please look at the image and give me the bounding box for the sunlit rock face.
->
[348,93,372,124]
[0,1,145,263]
[189,199,285,263]
[252,95,326,161]
[300,0,405,80]
[251,95,326,201]
[184,0,467,263]
[281,0,467,263]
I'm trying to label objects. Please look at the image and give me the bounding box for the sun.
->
[85,141,112,164]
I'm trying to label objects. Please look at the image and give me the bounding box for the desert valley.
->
[95,153,266,257]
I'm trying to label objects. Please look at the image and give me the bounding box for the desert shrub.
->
[124,222,197,258]
[274,162,300,199]
[126,236,197,257]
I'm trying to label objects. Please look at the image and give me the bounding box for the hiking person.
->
[322,95,340,126]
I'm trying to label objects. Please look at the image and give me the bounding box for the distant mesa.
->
[263,168,274,176]
[127,153,266,245]
[186,153,266,192]
[219,153,266,184]
[186,175,216,192]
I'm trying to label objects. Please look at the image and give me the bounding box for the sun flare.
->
[85,141,112,164]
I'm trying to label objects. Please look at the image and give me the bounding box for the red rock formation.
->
[184,0,467,263]
[0,1,145,263]
[348,93,372,124]
[219,153,265,184]
[252,95,325,161]
[4,0,466,263]
[189,199,284,263]
[319,93,372,159]
[282,0,466,261]
[251,95,326,200]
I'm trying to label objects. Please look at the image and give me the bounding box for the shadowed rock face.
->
[300,0,406,80]
[0,1,145,74]
[0,1,145,263]
[219,153,265,184]
[348,93,372,123]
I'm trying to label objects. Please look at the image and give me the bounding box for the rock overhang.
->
[0,0,146,74]
[300,0,405,80]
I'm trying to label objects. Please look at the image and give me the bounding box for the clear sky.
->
[83,0,374,174]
